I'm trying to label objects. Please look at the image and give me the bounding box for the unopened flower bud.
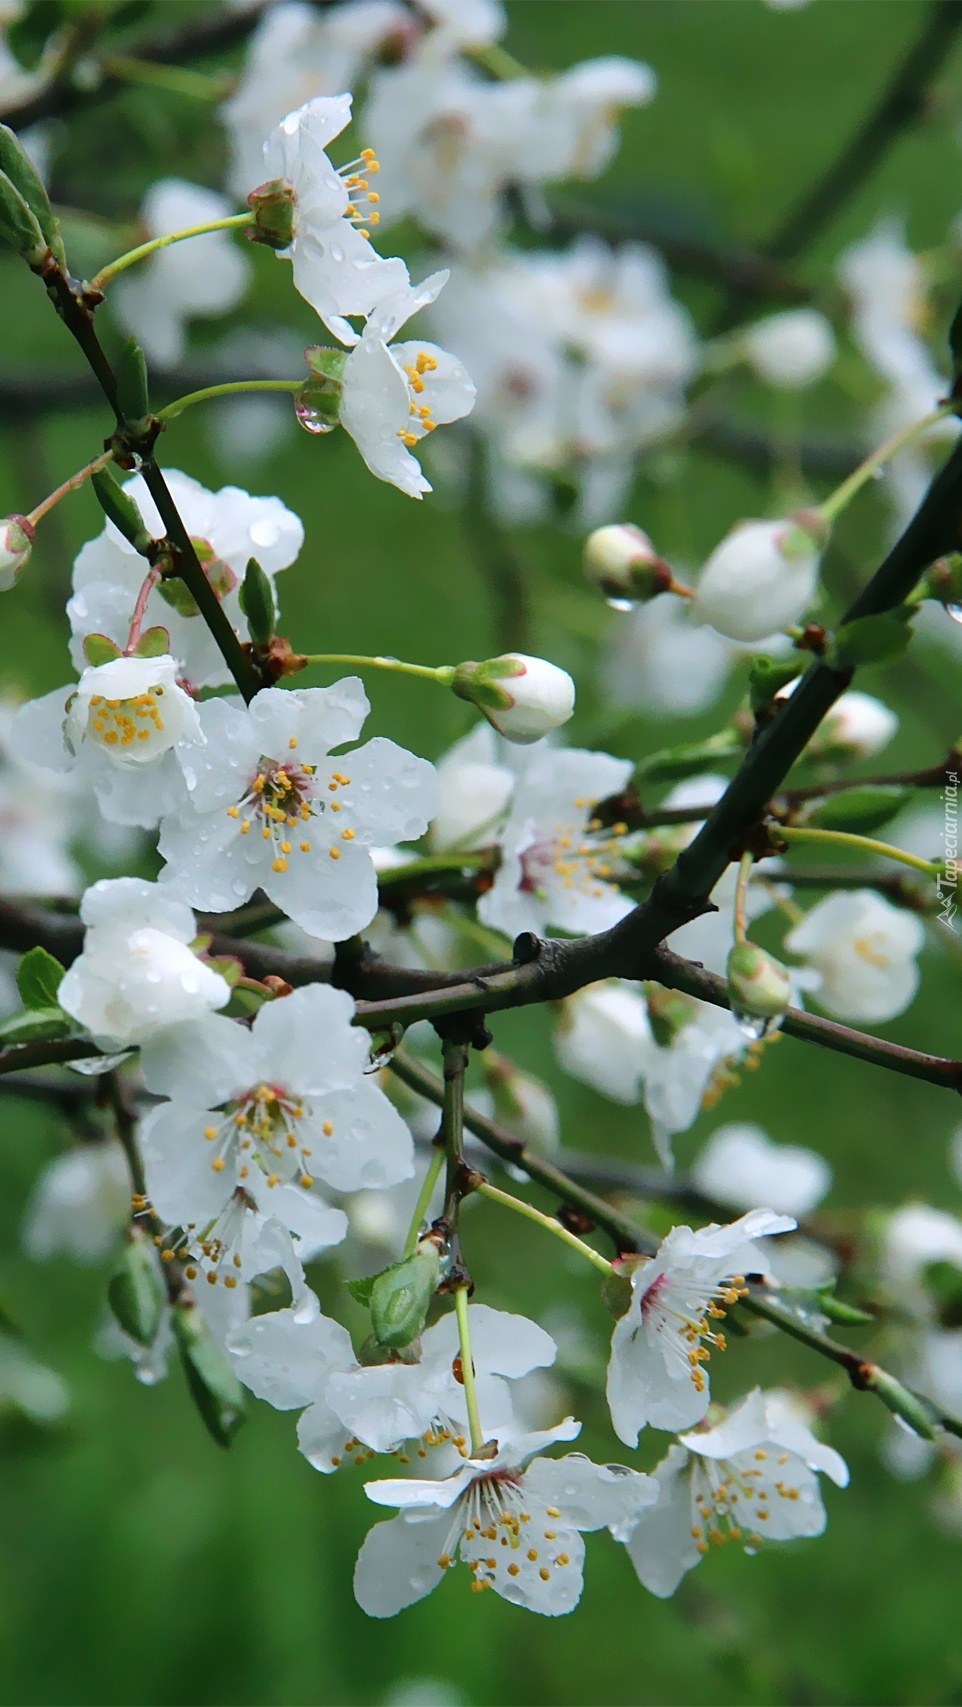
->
[0,514,33,590]
[247,177,296,249]
[694,512,826,642]
[369,1239,442,1349]
[582,523,674,603]
[742,308,836,390]
[452,653,575,744]
[726,941,792,1022]
[921,553,962,607]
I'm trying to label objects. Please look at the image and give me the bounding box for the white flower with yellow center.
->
[606,1210,796,1443]
[478,747,634,940]
[11,654,202,829]
[355,1418,656,1618]
[261,93,410,345]
[138,984,413,1278]
[339,271,476,498]
[158,678,438,939]
[785,888,925,1024]
[68,469,304,693]
[617,1388,848,1598]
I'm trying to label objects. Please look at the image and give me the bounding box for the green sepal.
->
[830,609,914,670]
[238,557,277,646]
[635,728,742,784]
[0,167,47,265]
[132,626,170,659]
[0,122,65,266]
[107,1228,166,1347]
[369,1242,442,1349]
[16,945,65,1010]
[305,346,349,383]
[807,786,909,835]
[749,653,801,714]
[0,1006,72,1043]
[115,336,150,425]
[83,632,122,667]
[91,466,153,555]
[172,1298,247,1448]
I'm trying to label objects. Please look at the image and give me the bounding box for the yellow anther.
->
[323,1121,334,1136]
[329,847,340,860]
[211,1157,225,1172]
[300,841,311,852]
[272,857,289,872]
[342,827,355,840]
[227,805,240,818]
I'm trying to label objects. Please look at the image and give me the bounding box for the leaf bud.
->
[0,167,46,265]
[247,177,296,250]
[726,940,792,1022]
[0,514,33,590]
[369,1239,442,1350]
[238,556,277,646]
[171,1297,247,1448]
[91,467,153,555]
[452,653,575,745]
[107,1226,166,1347]
[115,336,151,429]
[0,122,65,267]
[582,523,675,603]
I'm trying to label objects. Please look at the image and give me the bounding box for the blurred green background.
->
[3,2,962,1703]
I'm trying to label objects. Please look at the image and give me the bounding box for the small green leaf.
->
[0,166,46,265]
[116,336,150,424]
[807,786,910,835]
[831,610,914,670]
[369,1243,441,1349]
[0,122,65,266]
[0,1007,72,1044]
[238,557,277,647]
[345,1270,389,1307]
[635,729,742,784]
[83,632,122,667]
[133,625,170,659]
[172,1299,246,1448]
[16,946,66,1010]
[107,1229,165,1347]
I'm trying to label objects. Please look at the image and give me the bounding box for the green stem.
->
[302,653,456,686]
[818,403,955,525]
[157,378,301,423]
[26,447,113,526]
[474,1179,613,1276]
[733,849,753,943]
[775,823,940,877]
[402,1148,444,1259]
[454,1285,486,1457]
[91,212,253,292]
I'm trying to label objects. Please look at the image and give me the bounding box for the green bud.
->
[807,785,910,835]
[91,467,153,555]
[726,941,792,1022]
[107,1228,166,1347]
[0,123,65,267]
[115,337,150,427]
[582,523,675,603]
[172,1297,247,1448]
[920,553,962,607]
[247,178,296,249]
[238,556,277,646]
[749,653,801,714]
[369,1241,441,1350]
[830,610,914,670]
[0,167,47,266]
[16,945,65,1010]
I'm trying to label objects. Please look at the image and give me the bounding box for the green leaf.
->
[116,336,150,424]
[0,1007,72,1044]
[831,610,914,670]
[83,632,122,667]
[345,1270,389,1307]
[748,654,801,714]
[807,786,910,835]
[132,626,170,659]
[172,1300,246,1448]
[107,1230,166,1347]
[635,729,742,784]
[0,167,47,265]
[369,1244,441,1349]
[16,946,66,1010]
[0,121,65,266]
[238,557,277,647]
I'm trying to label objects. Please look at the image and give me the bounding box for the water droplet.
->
[944,602,962,626]
[68,1049,133,1077]
[231,878,248,897]
[732,1008,770,1041]
[295,399,335,436]
[606,597,635,613]
[331,245,344,263]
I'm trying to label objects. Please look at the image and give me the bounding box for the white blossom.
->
[606,1210,796,1442]
[603,591,741,717]
[881,1203,962,1321]
[355,1418,655,1617]
[339,271,476,498]
[0,698,83,895]
[617,1388,848,1597]
[554,981,651,1105]
[138,984,411,1276]
[742,308,836,389]
[112,179,250,369]
[22,1141,129,1264]
[12,654,202,830]
[429,723,513,853]
[693,516,823,643]
[785,889,925,1023]
[691,1123,831,1218]
[68,469,304,693]
[261,94,410,344]
[478,747,634,940]
[223,1,411,197]
[158,679,438,939]
[57,878,231,1050]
